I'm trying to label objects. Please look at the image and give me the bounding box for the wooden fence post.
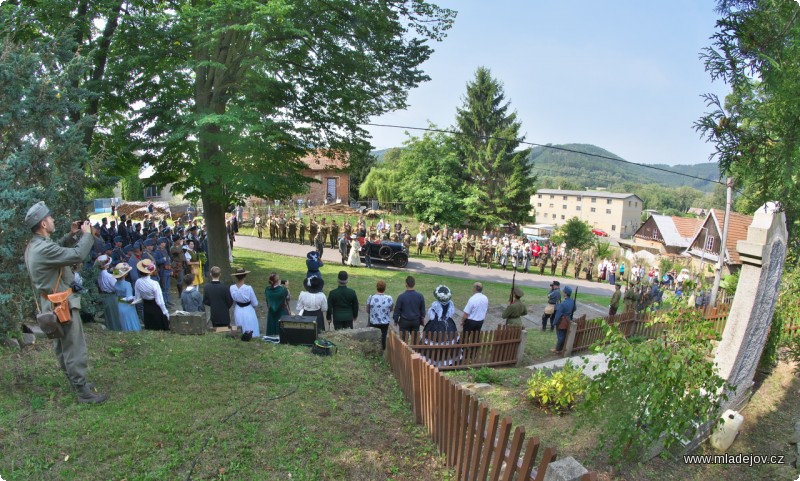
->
[563,320,578,357]
[411,353,423,424]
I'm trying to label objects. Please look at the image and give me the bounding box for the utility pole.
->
[710,177,734,306]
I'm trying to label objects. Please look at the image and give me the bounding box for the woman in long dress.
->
[113,262,141,332]
[296,276,327,333]
[134,259,170,331]
[264,273,290,336]
[230,268,260,337]
[346,235,363,267]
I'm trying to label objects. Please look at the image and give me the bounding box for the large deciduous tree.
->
[454,67,536,229]
[119,0,455,276]
[695,0,800,239]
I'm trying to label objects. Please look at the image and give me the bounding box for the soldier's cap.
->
[172,234,181,241]
[550,280,560,287]
[188,225,198,231]
[113,236,122,243]
[157,237,168,245]
[25,201,52,229]
[122,245,133,254]
[103,243,113,251]
[144,238,155,247]
[93,222,101,229]
[147,232,157,239]
[563,286,573,296]
[513,287,524,298]
[133,241,142,251]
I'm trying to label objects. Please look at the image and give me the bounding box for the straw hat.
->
[112,262,132,279]
[231,267,251,277]
[137,258,156,275]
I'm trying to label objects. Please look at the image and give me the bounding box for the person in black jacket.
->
[203,266,234,327]
[326,271,358,330]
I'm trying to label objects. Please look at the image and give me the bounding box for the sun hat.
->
[304,276,324,294]
[231,267,251,277]
[112,262,132,279]
[137,258,156,275]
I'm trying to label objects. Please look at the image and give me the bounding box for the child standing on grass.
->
[181,273,204,312]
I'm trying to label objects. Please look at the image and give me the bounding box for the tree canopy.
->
[695,0,800,240]
[454,67,536,228]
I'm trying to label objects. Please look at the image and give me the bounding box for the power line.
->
[362,122,726,186]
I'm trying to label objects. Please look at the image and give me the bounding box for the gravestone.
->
[715,202,787,411]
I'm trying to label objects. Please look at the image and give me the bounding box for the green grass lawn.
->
[0,328,452,480]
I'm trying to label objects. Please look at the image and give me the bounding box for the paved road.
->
[234,235,616,298]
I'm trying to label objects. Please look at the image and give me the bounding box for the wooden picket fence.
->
[402,325,524,370]
[387,331,597,481]
[568,302,732,355]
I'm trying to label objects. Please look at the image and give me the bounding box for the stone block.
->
[330,327,381,342]
[170,312,207,335]
[1,338,20,350]
[460,382,493,394]
[543,456,588,481]
[21,333,36,347]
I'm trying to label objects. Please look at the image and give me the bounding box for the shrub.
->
[471,366,503,384]
[578,297,729,463]
[527,361,587,414]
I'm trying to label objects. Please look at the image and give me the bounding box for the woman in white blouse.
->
[366,280,393,350]
[296,276,328,333]
[230,268,260,337]
[135,259,170,330]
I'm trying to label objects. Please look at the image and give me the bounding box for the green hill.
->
[527,143,721,192]
[370,143,721,192]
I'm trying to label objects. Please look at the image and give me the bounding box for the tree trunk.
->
[201,190,232,279]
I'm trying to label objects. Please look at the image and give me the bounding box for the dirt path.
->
[234,234,616,298]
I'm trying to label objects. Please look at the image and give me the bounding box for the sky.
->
[364,0,731,166]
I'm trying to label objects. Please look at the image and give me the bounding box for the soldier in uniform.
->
[255,214,263,239]
[561,252,570,277]
[288,216,297,243]
[154,237,172,307]
[402,230,412,249]
[463,236,474,266]
[586,257,594,282]
[437,238,447,262]
[319,218,329,246]
[24,202,108,404]
[343,219,352,239]
[313,231,325,257]
[330,219,339,249]
[483,242,493,269]
[449,238,458,264]
[268,216,276,241]
[539,254,547,275]
[298,218,306,245]
[278,213,288,242]
[170,236,186,298]
[309,218,318,244]
[574,254,583,279]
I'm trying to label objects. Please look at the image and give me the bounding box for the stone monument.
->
[714,202,787,410]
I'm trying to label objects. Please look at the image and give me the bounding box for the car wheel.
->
[378,246,392,259]
[393,253,408,268]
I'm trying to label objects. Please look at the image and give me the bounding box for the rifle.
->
[571,286,579,319]
[509,259,518,303]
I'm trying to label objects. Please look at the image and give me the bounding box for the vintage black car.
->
[357,237,409,268]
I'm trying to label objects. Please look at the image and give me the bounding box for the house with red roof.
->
[683,209,753,276]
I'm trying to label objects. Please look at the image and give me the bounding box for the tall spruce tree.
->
[0,33,92,339]
[454,67,535,229]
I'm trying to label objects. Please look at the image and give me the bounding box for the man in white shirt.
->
[461,282,489,332]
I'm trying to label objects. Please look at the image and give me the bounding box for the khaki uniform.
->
[26,232,93,389]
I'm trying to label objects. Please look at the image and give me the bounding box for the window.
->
[537,203,542,207]
[612,225,617,231]
[549,203,554,208]
[144,185,159,198]
[577,196,582,201]
[628,201,631,206]
[591,197,596,203]
[551,213,557,219]
[563,195,568,200]
[326,177,337,202]
[606,209,611,214]
[561,215,565,220]
[635,201,638,207]
[538,194,542,199]
[607,199,612,204]
[562,204,567,209]
[576,206,581,211]
[705,237,715,251]
[590,207,596,213]
[550,195,554,199]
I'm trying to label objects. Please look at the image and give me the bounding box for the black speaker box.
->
[279,315,317,345]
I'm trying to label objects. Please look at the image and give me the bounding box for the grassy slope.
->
[0,328,452,480]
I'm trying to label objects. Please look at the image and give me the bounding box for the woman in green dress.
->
[264,273,290,336]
